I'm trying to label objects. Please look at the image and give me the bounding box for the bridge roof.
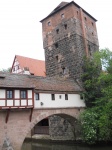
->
[0,72,82,93]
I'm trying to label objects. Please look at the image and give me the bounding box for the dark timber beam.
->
[6,109,10,123]
[29,108,33,122]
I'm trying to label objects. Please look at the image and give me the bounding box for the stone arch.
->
[21,108,82,149]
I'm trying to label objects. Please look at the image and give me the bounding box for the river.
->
[22,140,112,150]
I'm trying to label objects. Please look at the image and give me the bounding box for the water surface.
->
[22,140,112,150]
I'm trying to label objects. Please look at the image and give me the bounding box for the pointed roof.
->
[49,2,69,16]
[11,55,46,77]
[40,1,97,22]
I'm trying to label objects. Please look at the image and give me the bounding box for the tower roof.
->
[40,1,97,22]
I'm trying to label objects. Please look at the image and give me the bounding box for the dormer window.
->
[61,13,64,19]
[48,21,51,26]
[13,68,15,71]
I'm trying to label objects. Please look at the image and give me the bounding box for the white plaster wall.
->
[0,90,5,98]
[15,90,20,98]
[28,90,32,98]
[34,93,85,108]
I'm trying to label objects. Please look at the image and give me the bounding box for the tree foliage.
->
[80,48,112,144]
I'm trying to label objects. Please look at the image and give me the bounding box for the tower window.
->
[62,67,66,74]
[77,11,78,15]
[92,32,94,36]
[51,94,55,100]
[55,43,58,48]
[65,94,68,100]
[56,55,58,61]
[64,24,67,30]
[56,29,59,34]
[48,21,51,26]
[84,17,87,21]
[92,22,94,26]
[61,13,64,19]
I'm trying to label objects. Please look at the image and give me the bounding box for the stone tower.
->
[40,1,99,80]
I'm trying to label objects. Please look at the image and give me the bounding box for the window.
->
[17,65,19,69]
[92,22,94,26]
[13,67,15,72]
[56,29,59,34]
[62,67,66,74]
[61,13,64,19]
[7,90,13,99]
[56,55,58,61]
[36,93,39,100]
[64,24,67,30]
[65,94,68,100]
[51,94,55,100]
[59,95,62,99]
[20,90,27,99]
[48,21,51,26]
[55,43,58,48]
[84,17,87,21]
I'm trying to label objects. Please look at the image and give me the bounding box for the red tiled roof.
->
[0,73,83,93]
[12,55,46,77]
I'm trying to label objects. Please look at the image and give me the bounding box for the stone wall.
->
[49,115,74,140]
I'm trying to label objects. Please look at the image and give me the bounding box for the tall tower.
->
[40,1,99,80]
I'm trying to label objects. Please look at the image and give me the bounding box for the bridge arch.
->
[0,108,84,150]
[21,108,83,150]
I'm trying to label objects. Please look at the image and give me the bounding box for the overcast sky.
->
[0,0,112,69]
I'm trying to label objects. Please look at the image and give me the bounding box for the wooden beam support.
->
[29,108,33,122]
[6,109,10,123]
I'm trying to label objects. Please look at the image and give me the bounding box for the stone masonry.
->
[0,108,83,150]
[49,115,74,140]
[41,2,99,81]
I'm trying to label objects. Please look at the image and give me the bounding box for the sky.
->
[0,0,112,69]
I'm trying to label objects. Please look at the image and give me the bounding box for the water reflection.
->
[22,141,112,150]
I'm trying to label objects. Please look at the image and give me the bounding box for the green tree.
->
[80,48,112,144]
[0,67,11,72]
